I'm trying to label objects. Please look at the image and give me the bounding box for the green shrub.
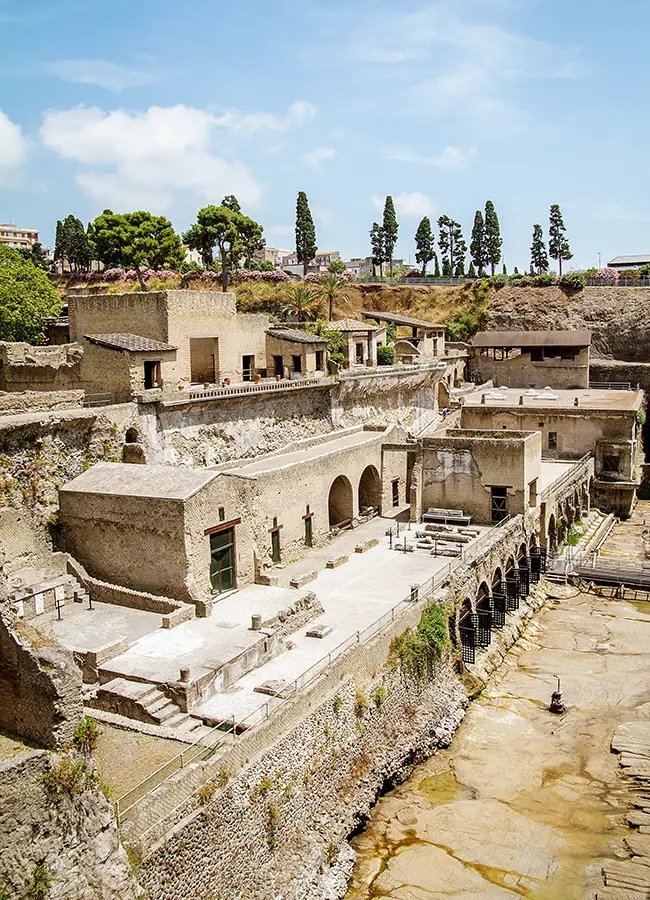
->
[637,410,646,426]
[509,272,524,282]
[377,344,395,366]
[42,754,98,796]
[354,688,369,718]
[531,273,556,287]
[72,716,100,756]
[332,694,344,714]
[489,273,508,289]
[371,685,386,708]
[558,271,585,291]
[198,780,218,805]
[25,863,51,900]
[388,603,448,684]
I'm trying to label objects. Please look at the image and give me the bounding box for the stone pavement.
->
[346,585,650,899]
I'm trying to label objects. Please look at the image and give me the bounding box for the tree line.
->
[50,192,574,292]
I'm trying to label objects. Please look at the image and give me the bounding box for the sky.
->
[1,0,649,271]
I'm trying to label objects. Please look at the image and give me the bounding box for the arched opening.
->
[505,555,519,610]
[548,514,557,552]
[125,426,139,443]
[529,533,538,551]
[358,465,381,516]
[517,543,530,597]
[491,568,506,629]
[518,542,528,561]
[476,581,492,646]
[459,598,476,664]
[328,475,354,530]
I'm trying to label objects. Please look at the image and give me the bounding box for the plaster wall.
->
[460,405,638,463]
[469,346,589,389]
[0,342,83,393]
[265,334,324,376]
[416,430,541,524]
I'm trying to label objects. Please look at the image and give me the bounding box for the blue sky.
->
[1,0,649,270]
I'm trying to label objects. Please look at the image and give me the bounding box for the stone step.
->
[164,712,190,729]
[151,701,181,724]
[144,693,174,715]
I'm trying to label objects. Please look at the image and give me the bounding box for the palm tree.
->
[314,273,351,321]
[281,285,322,322]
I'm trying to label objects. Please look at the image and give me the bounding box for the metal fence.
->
[588,381,636,391]
[356,276,470,286]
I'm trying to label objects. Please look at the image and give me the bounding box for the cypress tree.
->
[370,223,385,277]
[470,210,487,276]
[54,220,65,271]
[65,216,91,272]
[503,263,508,275]
[467,260,476,278]
[433,253,440,277]
[382,196,398,275]
[295,192,317,275]
[414,216,434,276]
[484,200,502,276]
[548,205,572,276]
[530,224,549,274]
[438,216,467,276]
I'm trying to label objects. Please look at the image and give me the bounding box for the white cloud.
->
[212,101,316,135]
[372,192,434,219]
[388,144,477,170]
[40,102,314,210]
[303,146,338,167]
[45,59,156,91]
[0,111,28,180]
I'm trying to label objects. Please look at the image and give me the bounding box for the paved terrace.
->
[462,386,643,412]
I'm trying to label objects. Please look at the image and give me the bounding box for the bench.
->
[422,507,471,526]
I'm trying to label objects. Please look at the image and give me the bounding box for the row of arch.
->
[455,535,546,664]
[328,466,382,529]
[546,478,591,552]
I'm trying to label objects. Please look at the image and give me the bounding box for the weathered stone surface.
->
[290,570,318,588]
[0,750,141,899]
[326,555,348,569]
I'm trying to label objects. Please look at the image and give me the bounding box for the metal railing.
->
[161,376,332,406]
[114,557,456,823]
[356,276,470,286]
[339,359,445,379]
[541,453,592,502]
[588,381,636,391]
[586,278,650,287]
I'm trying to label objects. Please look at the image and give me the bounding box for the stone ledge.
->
[326,555,349,569]
[289,570,318,588]
[355,538,379,554]
[162,604,196,629]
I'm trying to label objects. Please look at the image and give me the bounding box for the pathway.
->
[346,584,650,899]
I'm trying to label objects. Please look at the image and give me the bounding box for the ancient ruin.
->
[0,286,648,900]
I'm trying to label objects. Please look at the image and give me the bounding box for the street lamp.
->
[597,251,602,269]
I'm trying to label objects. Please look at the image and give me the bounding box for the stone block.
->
[256,573,280,587]
[254,680,293,698]
[326,555,348,569]
[355,538,379,554]
[306,623,333,638]
[162,603,196,629]
[290,570,318,588]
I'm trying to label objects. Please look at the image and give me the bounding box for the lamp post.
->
[597,251,602,269]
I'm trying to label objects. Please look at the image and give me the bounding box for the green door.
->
[210,528,235,593]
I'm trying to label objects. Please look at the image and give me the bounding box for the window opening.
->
[491,486,508,523]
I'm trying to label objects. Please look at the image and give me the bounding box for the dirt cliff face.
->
[488,285,650,361]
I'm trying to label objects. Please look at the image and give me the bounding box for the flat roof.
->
[225,430,381,477]
[84,333,177,353]
[540,460,576,493]
[60,462,219,501]
[472,330,591,348]
[462,387,642,412]
[609,255,650,266]
[362,311,445,330]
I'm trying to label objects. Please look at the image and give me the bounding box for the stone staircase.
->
[90,677,212,740]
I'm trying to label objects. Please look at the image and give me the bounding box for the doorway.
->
[210,528,236,594]
[190,337,219,384]
[242,355,255,382]
[273,355,284,377]
[143,360,161,389]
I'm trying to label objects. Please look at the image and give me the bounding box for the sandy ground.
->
[346,583,650,899]
[93,723,191,799]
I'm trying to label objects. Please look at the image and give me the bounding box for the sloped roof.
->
[329,318,382,332]
[363,310,445,330]
[609,255,650,266]
[84,333,177,353]
[267,327,328,344]
[472,330,592,348]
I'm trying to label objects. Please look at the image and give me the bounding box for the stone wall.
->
[487,285,650,361]
[0,750,141,900]
[0,611,83,749]
[0,404,137,529]
[0,342,83,393]
[141,385,334,467]
[333,366,444,433]
[0,390,84,415]
[469,346,590,390]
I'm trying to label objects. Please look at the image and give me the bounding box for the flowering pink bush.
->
[231,268,290,283]
[303,271,354,284]
[593,267,619,285]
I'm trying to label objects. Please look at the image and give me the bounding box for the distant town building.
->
[252,247,292,267]
[0,224,39,252]
[281,250,341,275]
[608,255,650,270]
[343,257,406,277]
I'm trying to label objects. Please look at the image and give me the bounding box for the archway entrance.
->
[328,475,354,529]
[476,582,492,646]
[505,556,519,610]
[358,465,381,516]
[491,568,506,629]
[459,598,476,665]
